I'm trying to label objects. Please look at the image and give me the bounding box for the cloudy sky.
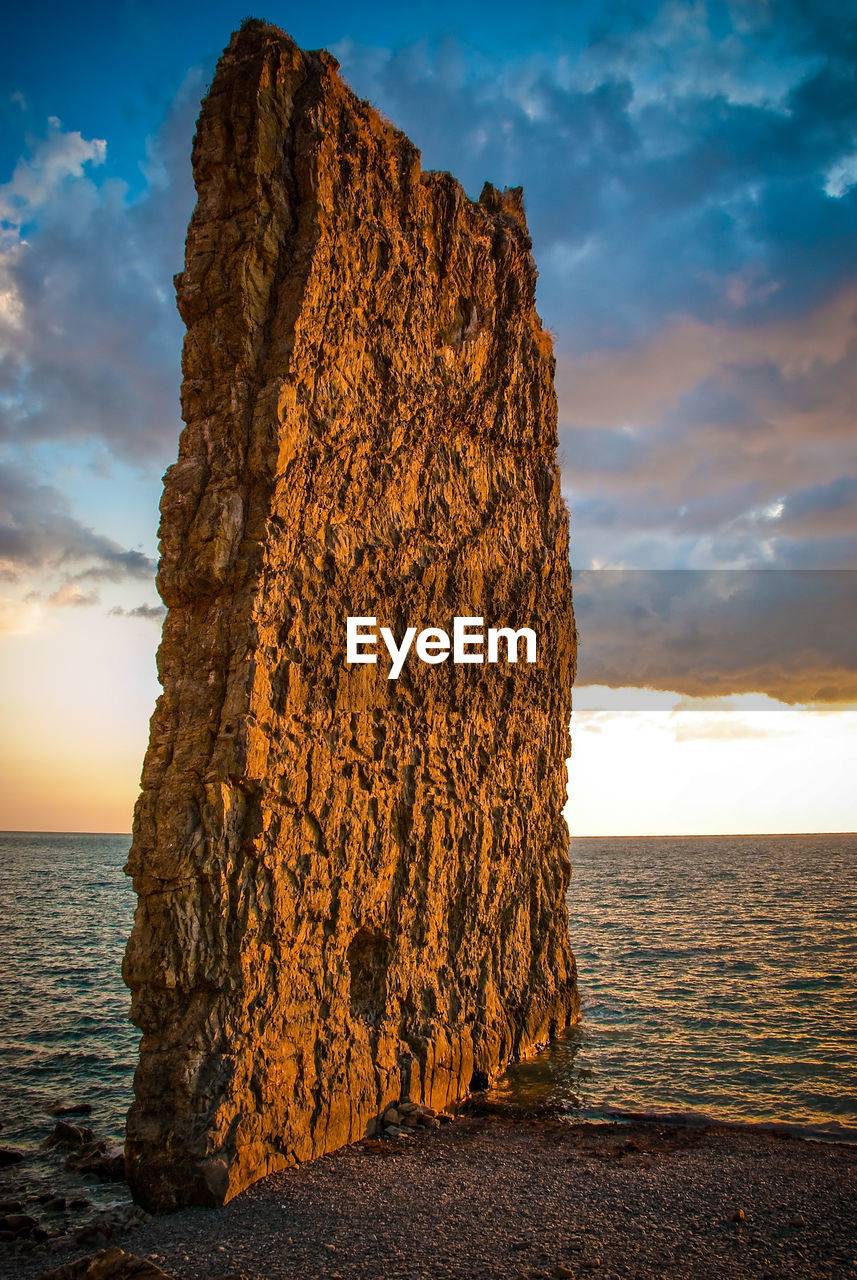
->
[1,0,855,834]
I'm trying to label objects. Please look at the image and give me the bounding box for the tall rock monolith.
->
[123,19,578,1210]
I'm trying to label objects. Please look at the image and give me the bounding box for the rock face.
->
[123,19,578,1211]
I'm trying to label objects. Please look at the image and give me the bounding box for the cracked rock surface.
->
[123,19,577,1211]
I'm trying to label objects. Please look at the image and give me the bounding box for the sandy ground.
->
[4,1107,857,1280]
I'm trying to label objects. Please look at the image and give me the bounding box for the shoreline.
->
[551,1102,857,1147]
[4,1102,856,1280]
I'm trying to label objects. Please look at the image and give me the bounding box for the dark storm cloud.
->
[334,4,857,340]
[556,280,857,575]
[574,570,857,705]
[0,464,154,582]
[781,477,857,527]
[331,5,857,642]
[2,1,856,704]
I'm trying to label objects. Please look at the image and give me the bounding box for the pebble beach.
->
[4,1104,856,1280]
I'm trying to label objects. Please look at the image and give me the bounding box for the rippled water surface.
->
[494,834,857,1138]
[0,832,136,1204]
[1,831,856,1191]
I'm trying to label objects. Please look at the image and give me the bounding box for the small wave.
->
[594,1104,857,1145]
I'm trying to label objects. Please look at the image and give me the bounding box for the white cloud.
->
[48,582,100,608]
[824,149,857,199]
[0,79,199,461]
[0,118,106,231]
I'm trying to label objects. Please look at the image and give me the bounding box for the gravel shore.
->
[4,1107,857,1280]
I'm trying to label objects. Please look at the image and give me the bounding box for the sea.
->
[1,830,855,1208]
[496,833,857,1141]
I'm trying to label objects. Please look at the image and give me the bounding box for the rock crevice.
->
[123,19,578,1211]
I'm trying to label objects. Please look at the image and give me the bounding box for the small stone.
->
[437,1113,454,1124]
[46,1121,92,1149]
[1,1212,39,1235]
[48,1101,93,1117]
[383,1108,400,1126]
[554,1266,575,1278]
[384,1124,403,1137]
[0,1199,23,1212]
[40,1249,175,1278]
[68,1145,126,1180]
[401,1112,418,1127]
[398,1101,418,1115]
[790,1214,807,1228]
[0,1146,25,1165]
[733,1210,745,1223]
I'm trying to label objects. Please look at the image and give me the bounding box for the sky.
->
[1,0,855,835]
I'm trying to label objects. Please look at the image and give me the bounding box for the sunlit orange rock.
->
[123,18,578,1211]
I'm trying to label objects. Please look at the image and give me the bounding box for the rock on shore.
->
[122,18,577,1212]
[37,1247,174,1278]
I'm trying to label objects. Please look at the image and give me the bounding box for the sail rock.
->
[123,19,579,1210]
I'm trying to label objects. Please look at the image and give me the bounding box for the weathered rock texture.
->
[123,19,578,1211]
